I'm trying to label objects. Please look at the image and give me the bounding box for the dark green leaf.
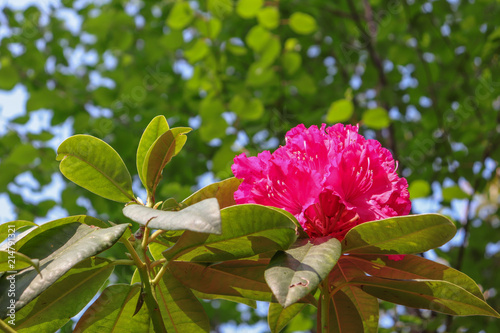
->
[123,198,221,234]
[163,204,297,262]
[265,237,341,308]
[342,214,456,255]
[56,135,135,203]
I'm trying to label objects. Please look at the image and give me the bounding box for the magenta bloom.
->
[231,124,411,240]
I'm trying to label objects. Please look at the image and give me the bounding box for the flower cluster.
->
[232,124,411,241]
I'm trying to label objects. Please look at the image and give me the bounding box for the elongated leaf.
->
[182,177,242,209]
[155,268,210,332]
[123,198,221,234]
[268,302,308,333]
[191,290,256,309]
[342,214,456,255]
[163,204,297,262]
[137,115,170,187]
[329,259,379,333]
[323,289,365,333]
[10,257,113,332]
[265,237,341,308]
[57,135,135,202]
[143,127,191,195]
[74,283,150,333]
[0,221,37,242]
[350,276,500,317]
[0,223,128,315]
[345,254,485,300]
[169,259,275,302]
[0,251,40,273]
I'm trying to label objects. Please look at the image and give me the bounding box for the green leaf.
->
[0,65,19,90]
[289,12,317,35]
[257,7,280,30]
[192,289,257,308]
[166,2,194,30]
[74,283,150,333]
[281,52,302,76]
[169,259,275,302]
[230,95,265,120]
[137,115,170,189]
[268,302,307,333]
[345,254,485,300]
[329,259,379,333]
[350,276,500,317]
[236,0,263,19]
[265,237,341,308]
[185,39,210,64]
[325,289,365,333]
[163,204,297,262]
[408,180,431,199]
[143,127,192,196]
[0,251,40,273]
[123,198,222,234]
[0,221,37,243]
[11,258,113,333]
[362,107,390,130]
[155,268,210,332]
[4,144,38,166]
[326,99,354,123]
[246,26,272,52]
[56,135,135,203]
[0,223,128,315]
[342,214,456,255]
[442,185,470,201]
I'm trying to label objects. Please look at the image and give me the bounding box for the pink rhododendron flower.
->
[232,124,411,241]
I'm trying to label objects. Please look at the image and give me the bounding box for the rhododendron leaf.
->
[323,289,365,333]
[0,223,127,315]
[265,237,341,308]
[168,259,275,302]
[182,177,242,209]
[163,204,297,262]
[143,127,192,196]
[192,290,257,308]
[342,214,456,255]
[0,251,40,273]
[350,276,500,317]
[0,220,36,242]
[74,283,150,332]
[268,303,308,333]
[345,254,484,300]
[155,268,210,332]
[56,135,135,203]
[330,259,379,333]
[123,198,221,234]
[136,115,169,188]
[11,258,113,333]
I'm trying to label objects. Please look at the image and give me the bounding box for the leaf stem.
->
[151,261,170,287]
[0,319,16,333]
[120,235,145,269]
[319,280,331,333]
[148,229,165,244]
[110,259,135,266]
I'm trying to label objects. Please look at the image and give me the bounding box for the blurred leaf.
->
[123,198,221,234]
[246,26,272,52]
[442,185,470,201]
[0,65,19,90]
[230,94,265,120]
[326,99,354,123]
[289,12,317,35]
[282,52,302,76]
[342,214,456,255]
[265,237,341,308]
[5,144,38,166]
[258,7,280,30]
[362,107,390,129]
[166,2,194,30]
[409,179,431,199]
[236,0,263,19]
[185,39,210,64]
[56,135,135,203]
[163,204,297,262]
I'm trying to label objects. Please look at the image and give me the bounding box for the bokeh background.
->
[1,0,499,332]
